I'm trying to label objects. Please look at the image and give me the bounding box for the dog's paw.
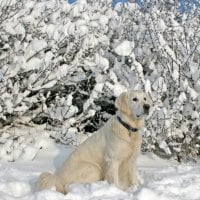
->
[131,173,143,187]
[125,179,140,193]
[136,172,144,185]
[131,178,140,187]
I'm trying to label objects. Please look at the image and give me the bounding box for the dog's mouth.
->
[144,110,149,115]
[136,112,149,118]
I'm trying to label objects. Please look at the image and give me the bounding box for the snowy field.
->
[0,140,200,200]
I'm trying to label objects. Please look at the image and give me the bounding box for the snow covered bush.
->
[0,0,119,161]
[118,0,200,161]
[0,0,199,162]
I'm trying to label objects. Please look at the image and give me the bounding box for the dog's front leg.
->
[129,161,140,186]
[105,159,120,187]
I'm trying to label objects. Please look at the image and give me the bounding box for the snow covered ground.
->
[0,141,200,200]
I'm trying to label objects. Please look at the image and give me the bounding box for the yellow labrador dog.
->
[36,90,152,193]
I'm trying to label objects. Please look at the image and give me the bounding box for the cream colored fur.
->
[36,90,152,193]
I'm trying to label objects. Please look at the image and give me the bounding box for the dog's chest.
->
[129,132,142,155]
[115,132,142,160]
[129,132,142,145]
[106,118,142,160]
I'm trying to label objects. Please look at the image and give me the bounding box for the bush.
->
[0,0,199,161]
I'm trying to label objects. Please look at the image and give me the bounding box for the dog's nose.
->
[143,104,150,113]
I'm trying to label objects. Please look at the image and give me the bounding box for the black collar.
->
[117,116,138,133]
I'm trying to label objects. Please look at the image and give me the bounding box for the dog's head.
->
[115,90,153,119]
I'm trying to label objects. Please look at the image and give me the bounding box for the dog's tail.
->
[36,172,65,193]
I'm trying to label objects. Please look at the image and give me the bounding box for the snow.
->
[157,19,167,33]
[114,40,134,56]
[0,143,200,200]
[145,79,151,93]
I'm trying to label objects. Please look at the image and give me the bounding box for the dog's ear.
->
[115,92,129,114]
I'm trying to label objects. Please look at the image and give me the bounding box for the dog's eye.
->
[132,98,138,102]
[144,97,146,101]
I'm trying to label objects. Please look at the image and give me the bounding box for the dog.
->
[36,90,152,193]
